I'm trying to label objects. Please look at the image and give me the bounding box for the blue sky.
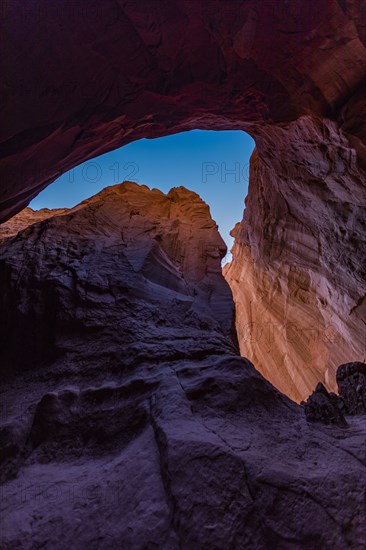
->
[30,130,254,263]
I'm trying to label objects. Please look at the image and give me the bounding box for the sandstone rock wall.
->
[1,3,366,544]
[224,116,366,402]
[0,207,67,243]
[0,182,238,374]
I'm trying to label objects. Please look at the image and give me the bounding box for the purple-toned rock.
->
[0,184,365,549]
[303,382,347,427]
[337,362,366,415]
[0,182,238,374]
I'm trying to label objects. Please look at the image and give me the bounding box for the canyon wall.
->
[225,116,366,402]
[0,182,237,375]
[1,2,366,545]
[0,0,365,401]
[1,183,365,548]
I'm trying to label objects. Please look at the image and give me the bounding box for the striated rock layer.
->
[0,206,67,244]
[0,183,365,549]
[224,117,366,402]
[0,182,238,374]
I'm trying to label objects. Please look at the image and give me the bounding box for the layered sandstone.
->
[224,117,366,402]
[0,182,237,374]
[0,207,67,243]
[0,183,365,548]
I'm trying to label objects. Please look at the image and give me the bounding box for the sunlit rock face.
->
[0,182,237,373]
[1,184,365,548]
[0,207,68,243]
[224,117,366,402]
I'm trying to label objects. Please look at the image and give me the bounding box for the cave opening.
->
[29,130,255,265]
[3,124,362,404]
[0,128,259,388]
[1,116,364,405]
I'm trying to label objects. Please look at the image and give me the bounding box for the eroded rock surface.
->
[0,207,67,244]
[1,2,366,544]
[0,184,365,549]
[224,117,366,402]
[0,182,237,374]
[337,361,366,415]
[1,0,365,403]
[303,382,348,427]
